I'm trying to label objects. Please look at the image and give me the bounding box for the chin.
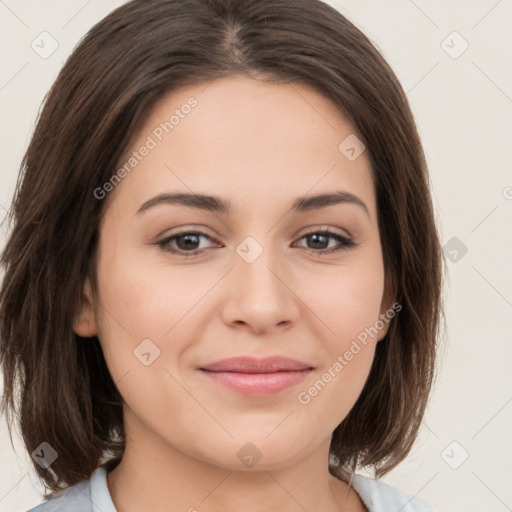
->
[184,434,316,473]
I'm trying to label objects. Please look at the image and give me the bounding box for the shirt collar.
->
[90,466,118,512]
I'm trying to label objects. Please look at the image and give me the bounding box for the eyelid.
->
[155,224,219,242]
[300,224,352,239]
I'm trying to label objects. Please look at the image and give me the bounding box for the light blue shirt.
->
[27,466,434,511]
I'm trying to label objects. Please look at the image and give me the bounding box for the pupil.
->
[177,234,199,250]
[309,233,328,249]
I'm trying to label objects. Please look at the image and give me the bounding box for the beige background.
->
[1,1,511,511]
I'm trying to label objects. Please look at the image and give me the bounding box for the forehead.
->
[108,75,376,221]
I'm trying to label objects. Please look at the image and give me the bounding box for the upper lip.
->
[200,356,314,373]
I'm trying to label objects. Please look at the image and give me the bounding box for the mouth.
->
[199,356,314,396]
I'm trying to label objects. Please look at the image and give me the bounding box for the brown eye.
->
[294,230,356,255]
[157,231,219,256]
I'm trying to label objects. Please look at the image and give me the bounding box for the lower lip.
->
[199,369,313,396]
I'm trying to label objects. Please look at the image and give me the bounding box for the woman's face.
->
[75,75,393,471]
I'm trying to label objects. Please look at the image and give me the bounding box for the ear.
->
[72,276,98,337]
[376,271,397,342]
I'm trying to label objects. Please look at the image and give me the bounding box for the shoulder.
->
[351,474,435,512]
[25,478,93,512]
[26,466,116,512]
[27,472,97,512]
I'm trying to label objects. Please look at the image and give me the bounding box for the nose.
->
[221,246,299,335]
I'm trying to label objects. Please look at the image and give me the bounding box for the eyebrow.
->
[136,190,370,218]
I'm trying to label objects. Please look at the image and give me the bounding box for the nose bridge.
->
[236,234,286,298]
[222,234,298,331]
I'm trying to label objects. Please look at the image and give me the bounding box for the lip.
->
[200,356,313,373]
[199,356,314,396]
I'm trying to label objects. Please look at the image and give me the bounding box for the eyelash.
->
[156,228,357,257]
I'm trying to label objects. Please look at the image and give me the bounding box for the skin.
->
[74,75,394,512]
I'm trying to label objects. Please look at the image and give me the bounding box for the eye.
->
[293,229,357,255]
[156,227,357,257]
[157,230,221,256]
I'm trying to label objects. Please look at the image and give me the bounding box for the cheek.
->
[95,244,195,338]
[292,257,384,406]
[92,241,219,389]
[297,348,376,444]
[296,258,385,344]
[294,269,382,427]
[92,244,169,377]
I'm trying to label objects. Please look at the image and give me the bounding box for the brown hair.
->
[0,0,444,497]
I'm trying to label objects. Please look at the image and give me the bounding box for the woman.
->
[0,0,444,510]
